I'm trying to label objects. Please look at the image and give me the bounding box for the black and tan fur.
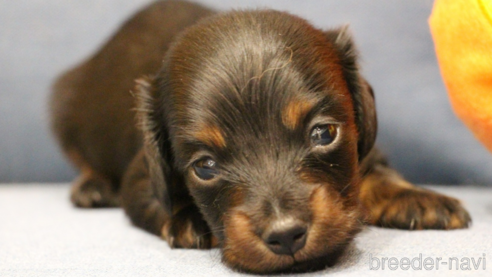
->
[50,1,471,273]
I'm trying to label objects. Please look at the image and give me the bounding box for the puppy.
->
[50,0,471,273]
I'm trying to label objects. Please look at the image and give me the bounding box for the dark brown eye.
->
[310,124,338,146]
[193,158,219,180]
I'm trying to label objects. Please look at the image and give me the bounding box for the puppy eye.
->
[193,158,219,181]
[310,124,338,146]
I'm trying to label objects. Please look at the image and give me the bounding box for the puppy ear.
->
[134,76,174,212]
[325,27,378,161]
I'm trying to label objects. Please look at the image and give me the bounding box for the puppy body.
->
[51,1,214,207]
[50,1,471,273]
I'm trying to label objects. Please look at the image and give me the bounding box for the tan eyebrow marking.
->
[194,124,227,148]
[282,98,315,130]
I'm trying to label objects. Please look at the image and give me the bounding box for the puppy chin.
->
[223,241,347,274]
[221,186,362,273]
[287,247,346,273]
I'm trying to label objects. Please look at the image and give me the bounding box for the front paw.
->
[161,205,218,249]
[376,188,471,230]
[71,176,119,208]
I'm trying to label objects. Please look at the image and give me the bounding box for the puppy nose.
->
[262,218,307,255]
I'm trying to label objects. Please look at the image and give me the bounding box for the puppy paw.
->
[161,205,218,249]
[71,176,119,208]
[376,188,471,230]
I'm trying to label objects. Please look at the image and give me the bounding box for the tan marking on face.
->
[195,124,226,148]
[295,186,361,263]
[308,186,359,235]
[227,186,245,208]
[297,167,334,185]
[282,98,314,130]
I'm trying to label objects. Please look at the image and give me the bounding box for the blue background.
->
[1,0,491,185]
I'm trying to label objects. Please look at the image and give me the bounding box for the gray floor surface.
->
[1,184,491,276]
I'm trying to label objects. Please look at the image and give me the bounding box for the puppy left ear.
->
[134,76,174,213]
[325,27,378,161]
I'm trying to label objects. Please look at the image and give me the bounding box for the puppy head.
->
[137,10,376,273]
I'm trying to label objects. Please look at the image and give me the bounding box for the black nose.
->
[262,218,308,255]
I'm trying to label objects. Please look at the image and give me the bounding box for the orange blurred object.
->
[429,0,492,153]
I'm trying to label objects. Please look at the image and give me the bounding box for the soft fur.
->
[50,0,471,273]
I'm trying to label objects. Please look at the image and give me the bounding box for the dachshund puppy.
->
[50,0,471,273]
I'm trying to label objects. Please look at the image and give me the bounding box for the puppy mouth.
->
[266,235,350,274]
[287,244,347,273]
[220,185,362,273]
[225,240,349,274]
[221,218,358,274]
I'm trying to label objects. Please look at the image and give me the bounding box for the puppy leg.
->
[121,150,217,249]
[67,151,120,208]
[359,149,471,230]
[161,205,218,249]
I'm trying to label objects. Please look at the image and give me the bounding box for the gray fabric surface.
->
[1,0,492,184]
[1,184,491,276]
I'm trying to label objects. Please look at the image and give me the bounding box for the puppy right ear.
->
[324,27,378,161]
[134,76,174,213]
